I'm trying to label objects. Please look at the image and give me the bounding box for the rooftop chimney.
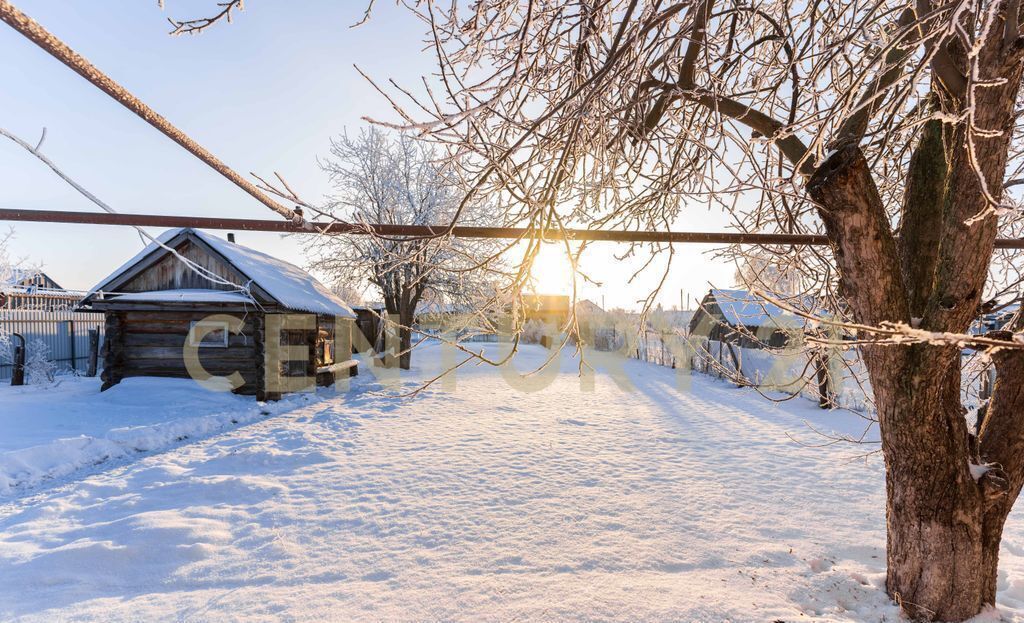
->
[227,233,236,243]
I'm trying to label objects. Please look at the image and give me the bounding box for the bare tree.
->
[330,281,366,308]
[0,227,14,295]
[305,128,503,369]
[347,1,1024,620]
[733,247,805,297]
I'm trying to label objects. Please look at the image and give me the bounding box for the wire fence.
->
[623,327,875,412]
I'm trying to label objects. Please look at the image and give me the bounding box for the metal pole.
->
[10,333,24,386]
[5,208,1024,248]
[68,320,75,374]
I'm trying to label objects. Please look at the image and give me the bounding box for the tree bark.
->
[868,344,998,621]
[806,138,1022,620]
[384,285,421,371]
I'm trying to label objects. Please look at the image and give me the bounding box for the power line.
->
[0,0,297,223]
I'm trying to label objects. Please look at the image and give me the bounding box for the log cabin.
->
[77,228,358,400]
[687,288,804,348]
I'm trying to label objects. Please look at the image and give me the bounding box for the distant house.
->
[688,288,804,348]
[974,302,1020,335]
[413,300,471,334]
[1,268,104,380]
[4,268,63,291]
[1,268,84,311]
[523,294,570,324]
[575,299,605,316]
[78,228,357,399]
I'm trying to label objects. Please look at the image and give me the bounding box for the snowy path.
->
[2,344,1024,621]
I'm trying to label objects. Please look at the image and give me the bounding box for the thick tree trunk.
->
[398,309,413,370]
[867,344,1005,621]
[807,142,1024,621]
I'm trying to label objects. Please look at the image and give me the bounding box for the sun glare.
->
[528,243,576,295]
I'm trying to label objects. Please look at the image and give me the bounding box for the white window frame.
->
[189,320,230,348]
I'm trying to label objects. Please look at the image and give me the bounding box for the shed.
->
[351,303,386,352]
[77,228,357,399]
[688,288,804,348]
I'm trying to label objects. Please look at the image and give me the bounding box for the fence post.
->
[68,320,76,373]
[11,333,25,386]
[815,351,836,409]
[87,329,99,377]
[726,343,743,386]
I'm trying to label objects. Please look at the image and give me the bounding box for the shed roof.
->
[84,228,354,317]
[705,288,805,330]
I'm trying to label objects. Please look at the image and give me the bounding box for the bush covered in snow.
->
[519,319,549,344]
[23,338,57,386]
[0,335,58,387]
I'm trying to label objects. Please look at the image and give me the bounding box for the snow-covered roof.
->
[3,268,61,290]
[708,289,805,330]
[575,299,605,315]
[86,228,354,317]
[110,289,256,304]
[192,230,353,317]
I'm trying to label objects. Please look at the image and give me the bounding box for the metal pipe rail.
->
[7,208,1023,247]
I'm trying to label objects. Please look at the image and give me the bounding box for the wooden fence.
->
[0,289,104,380]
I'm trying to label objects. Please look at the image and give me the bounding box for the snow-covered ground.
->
[1,343,1024,621]
[0,376,329,494]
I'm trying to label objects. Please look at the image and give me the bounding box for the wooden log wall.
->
[100,311,125,391]
[112,310,259,394]
[254,314,267,401]
[101,310,357,400]
[118,239,244,293]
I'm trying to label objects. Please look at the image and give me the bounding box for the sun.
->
[527,243,576,295]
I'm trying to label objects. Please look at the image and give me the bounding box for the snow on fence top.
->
[84,228,354,317]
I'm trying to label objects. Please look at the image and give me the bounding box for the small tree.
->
[23,338,56,386]
[306,128,500,368]
[733,248,804,298]
[0,228,16,351]
[0,227,15,304]
[330,281,365,307]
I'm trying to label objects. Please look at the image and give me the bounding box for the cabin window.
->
[189,320,229,348]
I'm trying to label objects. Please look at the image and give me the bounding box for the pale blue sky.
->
[0,1,734,310]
